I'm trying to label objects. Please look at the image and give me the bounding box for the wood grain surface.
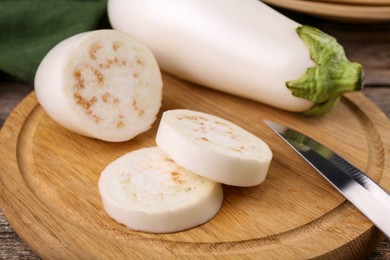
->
[0,71,389,259]
[262,0,390,22]
[307,0,390,5]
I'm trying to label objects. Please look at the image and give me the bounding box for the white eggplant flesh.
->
[108,0,363,115]
[98,147,223,233]
[156,110,273,187]
[34,30,163,142]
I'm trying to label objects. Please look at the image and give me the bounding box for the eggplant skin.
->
[108,0,314,112]
[108,0,363,115]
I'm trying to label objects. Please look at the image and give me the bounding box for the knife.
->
[264,120,390,238]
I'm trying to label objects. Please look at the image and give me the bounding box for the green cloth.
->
[0,0,109,84]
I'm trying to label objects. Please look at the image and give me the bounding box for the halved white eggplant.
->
[98,147,223,233]
[156,109,273,187]
[34,29,163,142]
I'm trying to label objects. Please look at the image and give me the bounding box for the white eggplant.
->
[34,30,162,142]
[156,109,272,187]
[99,147,223,233]
[108,0,363,115]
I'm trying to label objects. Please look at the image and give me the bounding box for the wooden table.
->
[1,19,390,259]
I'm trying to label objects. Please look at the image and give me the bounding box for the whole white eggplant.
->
[108,0,363,115]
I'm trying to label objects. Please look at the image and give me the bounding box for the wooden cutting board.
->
[308,0,390,5]
[262,0,390,22]
[0,73,389,259]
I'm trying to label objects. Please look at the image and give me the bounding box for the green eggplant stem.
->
[286,25,364,116]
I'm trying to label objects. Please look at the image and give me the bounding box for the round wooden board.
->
[308,0,390,6]
[0,73,389,259]
[263,0,390,22]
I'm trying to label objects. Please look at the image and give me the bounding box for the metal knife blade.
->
[264,120,390,237]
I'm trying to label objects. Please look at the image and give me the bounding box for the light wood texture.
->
[262,0,390,22]
[306,0,390,6]
[0,73,389,259]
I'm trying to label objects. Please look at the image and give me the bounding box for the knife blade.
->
[264,120,390,238]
